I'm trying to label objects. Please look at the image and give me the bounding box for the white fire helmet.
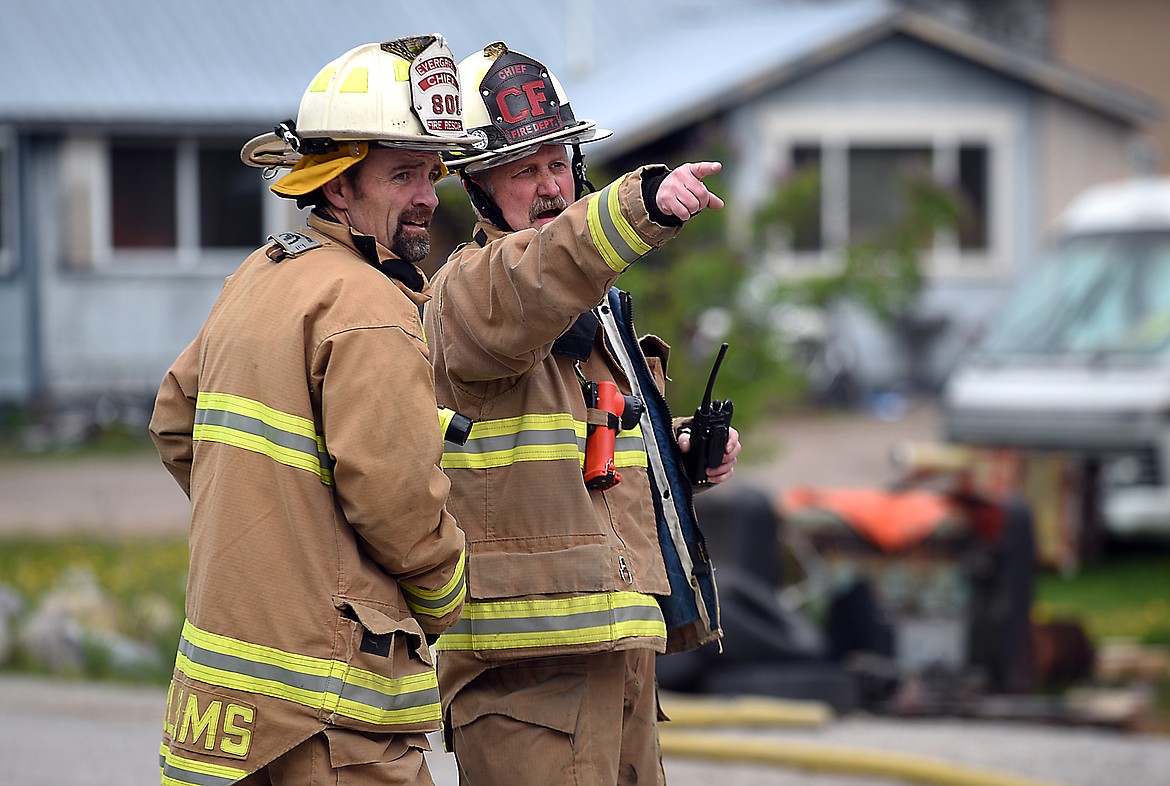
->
[239,34,482,196]
[445,42,612,175]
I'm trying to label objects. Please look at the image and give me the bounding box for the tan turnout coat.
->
[423,167,721,726]
[150,212,466,784]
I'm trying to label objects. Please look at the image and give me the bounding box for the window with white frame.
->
[62,134,286,272]
[759,111,1014,278]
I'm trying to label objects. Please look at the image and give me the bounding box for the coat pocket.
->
[323,728,431,767]
[467,537,613,599]
[335,598,434,668]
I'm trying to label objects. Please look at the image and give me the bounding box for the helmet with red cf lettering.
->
[445,41,611,175]
[239,34,482,199]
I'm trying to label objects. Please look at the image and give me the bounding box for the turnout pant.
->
[446,649,665,786]
[238,730,433,786]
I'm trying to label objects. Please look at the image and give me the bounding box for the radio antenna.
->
[700,343,729,409]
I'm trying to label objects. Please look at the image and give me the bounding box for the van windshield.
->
[981,231,1170,356]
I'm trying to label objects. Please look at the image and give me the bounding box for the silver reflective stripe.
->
[177,636,438,714]
[159,743,248,786]
[435,591,667,651]
[452,426,581,455]
[442,603,663,637]
[440,412,646,470]
[193,392,334,484]
[195,408,329,467]
[160,757,242,786]
[402,551,467,618]
[588,175,652,273]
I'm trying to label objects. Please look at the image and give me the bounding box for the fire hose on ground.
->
[657,694,1071,786]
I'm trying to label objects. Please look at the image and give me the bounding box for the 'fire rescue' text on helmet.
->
[239,34,482,196]
[445,42,612,175]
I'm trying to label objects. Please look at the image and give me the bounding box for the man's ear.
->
[322,176,348,211]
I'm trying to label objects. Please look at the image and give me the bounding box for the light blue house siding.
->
[2,133,255,404]
[0,1,1153,406]
[0,283,27,401]
[729,31,1139,391]
[0,135,30,401]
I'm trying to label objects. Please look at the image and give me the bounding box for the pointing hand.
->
[656,162,725,221]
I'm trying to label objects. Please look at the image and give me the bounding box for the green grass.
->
[1033,550,1170,733]
[0,425,156,462]
[0,535,187,683]
[1,535,1167,690]
[1034,551,1170,646]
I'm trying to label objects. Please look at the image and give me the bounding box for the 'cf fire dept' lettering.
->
[504,116,561,142]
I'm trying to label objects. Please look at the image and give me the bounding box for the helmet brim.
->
[241,130,485,169]
[450,124,613,174]
[240,133,298,168]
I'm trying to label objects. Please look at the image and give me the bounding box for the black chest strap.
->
[551,309,599,361]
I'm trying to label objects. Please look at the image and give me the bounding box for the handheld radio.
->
[682,343,733,485]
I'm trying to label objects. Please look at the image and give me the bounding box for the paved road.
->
[0,403,942,537]
[0,454,191,537]
[2,673,1168,786]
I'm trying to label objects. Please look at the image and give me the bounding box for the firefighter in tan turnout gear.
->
[149,36,477,786]
[425,43,741,786]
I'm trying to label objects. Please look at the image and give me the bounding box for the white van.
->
[942,177,1170,540]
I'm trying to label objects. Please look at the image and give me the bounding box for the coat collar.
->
[308,210,427,294]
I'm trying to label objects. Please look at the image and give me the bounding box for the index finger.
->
[686,161,722,180]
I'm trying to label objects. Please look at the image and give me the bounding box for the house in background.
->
[0,0,1159,425]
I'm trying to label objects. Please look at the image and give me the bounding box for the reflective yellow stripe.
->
[339,67,369,93]
[176,621,440,727]
[614,440,649,469]
[194,391,334,485]
[587,174,653,273]
[160,742,248,786]
[402,550,467,618]
[308,66,335,93]
[441,412,646,470]
[435,591,666,652]
[605,174,654,258]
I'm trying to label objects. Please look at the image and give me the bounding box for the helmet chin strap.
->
[461,172,513,233]
[463,143,595,232]
[572,144,596,200]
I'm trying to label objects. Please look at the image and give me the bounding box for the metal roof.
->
[0,0,1157,154]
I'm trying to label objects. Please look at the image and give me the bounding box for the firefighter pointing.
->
[426,42,740,786]
[150,36,476,786]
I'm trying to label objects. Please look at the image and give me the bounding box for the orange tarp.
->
[781,486,954,552]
